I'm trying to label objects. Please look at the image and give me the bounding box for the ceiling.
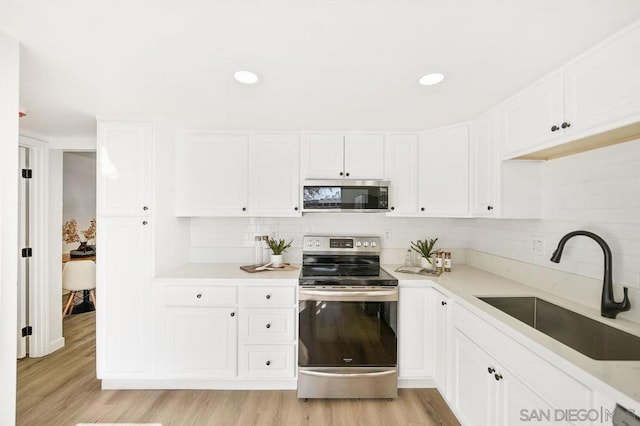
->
[3,0,640,139]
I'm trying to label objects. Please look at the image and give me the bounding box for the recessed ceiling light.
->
[234,70,259,84]
[419,72,445,86]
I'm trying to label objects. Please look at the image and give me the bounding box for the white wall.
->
[0,30,19,426]
[468,137,640,292]
[62,152,96,252]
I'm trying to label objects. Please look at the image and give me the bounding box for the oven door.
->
[298,287,398,368]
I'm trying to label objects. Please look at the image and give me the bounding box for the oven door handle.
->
[299,369,397,379]
[299,288,398,302]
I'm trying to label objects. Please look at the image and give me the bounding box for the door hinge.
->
[21,248,33,258]
[21,169,32,179]
[21,326,32,337]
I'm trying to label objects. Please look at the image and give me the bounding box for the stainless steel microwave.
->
[301,180,391,213]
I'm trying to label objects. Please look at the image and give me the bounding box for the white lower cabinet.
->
[451,303,593,426]
[398,285,450,388]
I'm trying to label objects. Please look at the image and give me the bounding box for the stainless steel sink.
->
[478,296,640,361]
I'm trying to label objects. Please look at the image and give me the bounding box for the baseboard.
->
[101,378,298,390]
[398,378,437,388]
[48,337,65,354]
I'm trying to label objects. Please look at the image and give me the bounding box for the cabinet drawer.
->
[454,303,592,411]
[239,345,295,378]
[241,308,295,342]
[163,285,237,307]
[241,286,295,306]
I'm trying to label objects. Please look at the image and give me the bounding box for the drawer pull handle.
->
[266,294,271,300]
[487,367,495,374]
[266,323,271,329]
[196,293,202,299]
[230,312,235,317]
[266,360,271,366]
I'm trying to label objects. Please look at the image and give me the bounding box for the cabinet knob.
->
[143,206,149,211]
[390,206,395,211]
[230,312,235,317]
[294,207,298,211]
[551,125,560,132]
[561,121,571,129]
[345,172,350,177]
[488,367,495,374]
[242,207,247,212]
[142,221,148,225]
[196,293,202,299]
[441,301,447,306]
[339,172,344,176]
[487,205,494,211]
[420,207,425,212]
[494,373,503,381]
[265,360,271,366]
[266,323,271,329]
[266,294,271,300]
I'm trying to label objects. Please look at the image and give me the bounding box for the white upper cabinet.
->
[343,134,385,179]
[249,134,300,216]
[418,124,470,217]
[97,121,153,216]
[175,132,250,216]
[385,134,418,215]
[501,72,565,158]
[502,23,640,159]
[471,110,542,218]
[564,24,640,136]
[301,133,385,180]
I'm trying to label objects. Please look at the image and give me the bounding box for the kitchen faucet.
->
[550,230,630,318]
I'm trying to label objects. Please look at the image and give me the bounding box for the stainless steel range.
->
[297,236,398,400]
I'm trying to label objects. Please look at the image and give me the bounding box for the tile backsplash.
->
[189,137,640,292]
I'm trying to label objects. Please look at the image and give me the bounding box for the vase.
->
[77,241,88,252]
[420,257,433,270]
[271,254,284,268]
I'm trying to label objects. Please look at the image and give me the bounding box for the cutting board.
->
[240,263,298,273]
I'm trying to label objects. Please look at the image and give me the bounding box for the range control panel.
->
[302,236,381,253]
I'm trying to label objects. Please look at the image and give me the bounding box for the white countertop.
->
[385,263,640,408]
[155,263,301,281]
[156,262,640,407]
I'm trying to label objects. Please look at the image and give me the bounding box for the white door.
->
[564,24,640,137]
[471,111,499,217]
[418,125,470,217]
[250,134,300,216]
[432,289,450,397]
[96,217,151,378]
[97,122,153,216]
[175,132,250,216]
[385,134,418,215]
[452,329,498,426]
[164,307,237,378]
[17,146,28,359]
[344,134,385,179]
[300,134,344,179]
[501,72,565,158]
[398,287,433,379]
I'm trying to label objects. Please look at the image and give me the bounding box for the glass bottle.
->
[254,236,263,265]
[262,235,270,264]
[404,249,413,266]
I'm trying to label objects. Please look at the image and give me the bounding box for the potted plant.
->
[410,238,439,269]
[63,218,96,253]
[265,237,293,267]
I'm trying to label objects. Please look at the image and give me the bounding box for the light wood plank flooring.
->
[17,312,460,426]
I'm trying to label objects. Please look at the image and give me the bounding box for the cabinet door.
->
[250,134,300,216]
[97,122,153,216]
[96,217,151,378]
[385,134,418,215]
[433,290,451,399]
[498,368,557,426]
[163,307,237,378]
[175,132,249,216]
[418,125,470,217]
[502,72,564,158]
[344,134,385,179]
[452,329,498,426]
[398,287,434,379]
[471,111,499,217]
[564,25,640,136]
[300,134,344,179]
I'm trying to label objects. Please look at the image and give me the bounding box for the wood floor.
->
[17,312,460,426]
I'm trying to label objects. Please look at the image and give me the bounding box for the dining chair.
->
[62,260,96,316]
